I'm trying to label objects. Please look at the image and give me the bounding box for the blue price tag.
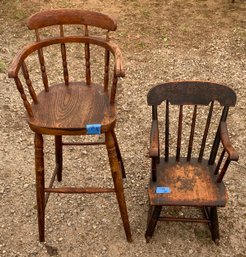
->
[86,124,101,135]
[156,187,171,194]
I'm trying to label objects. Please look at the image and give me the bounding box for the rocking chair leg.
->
[210,207,220,244]
[35,133,45,242]
[106,131,132,242]
[55,135,63,182]
[145,205,162,243]
[112,130,126,179]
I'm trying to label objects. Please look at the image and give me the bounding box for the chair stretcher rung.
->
[62,142,105,146]
[44,187,115,194]
[158,216,210,223]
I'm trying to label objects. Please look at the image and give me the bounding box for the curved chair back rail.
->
[147,81,236,107]
[27,9,117,31]
[8,36,124,78]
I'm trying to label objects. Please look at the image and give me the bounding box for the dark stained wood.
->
[198,101,214,162]
[147,81,237,107]
[9,9,131,243]
[176,105,183,161]
[149,120,159,158]
[209,107,229,165]
[85,42,91,85]
[35,133,45,242]
[145,81,238,243]
[27,9,117,31]
[214,149,225,175]
[219,121,239,161]
[165,101,169,162]
[104,49,110,91]
[187,105,197,161]
[55,135,62,181]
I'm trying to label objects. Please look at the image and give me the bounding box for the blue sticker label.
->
[156,187,171,194]
[86,124,101,135]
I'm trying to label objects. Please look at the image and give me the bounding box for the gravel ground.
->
[0,0,245,256]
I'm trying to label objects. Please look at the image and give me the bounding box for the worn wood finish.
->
[146,81,238,243]
[147,81,237,106]
[9,9,130,242]
[148,158,227,207]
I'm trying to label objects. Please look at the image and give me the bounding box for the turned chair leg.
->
[210,207,220,244]
[112,130,126,178]
[105,131,132,242]
[145,205,162,243]
[35,133,45,242]
[55,135,63,182]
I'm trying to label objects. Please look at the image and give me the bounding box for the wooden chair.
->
[8,9,132,242]
[145,81,239,244]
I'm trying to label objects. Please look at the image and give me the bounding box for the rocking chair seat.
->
[28,82,116,135]
[148,157,227,207]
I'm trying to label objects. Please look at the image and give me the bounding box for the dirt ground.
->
[0,0,245,256]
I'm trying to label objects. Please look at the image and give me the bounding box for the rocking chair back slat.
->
[176,105,183,161]
[209,106,229,164]
[187,105,197,161]
[198,101,214,162]
[165,101,169,162]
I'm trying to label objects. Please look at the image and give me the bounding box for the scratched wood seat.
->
[145,81,239,244]
[8,9,132,242]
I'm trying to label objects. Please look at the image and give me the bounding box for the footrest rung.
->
[44,187,115,194]
[158,216,210,223]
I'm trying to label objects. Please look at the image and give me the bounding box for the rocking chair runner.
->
[8,9,132,242]
[145,81,239,243]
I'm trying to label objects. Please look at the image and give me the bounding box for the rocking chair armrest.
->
[220,122,239,161]
[149,119,159,158]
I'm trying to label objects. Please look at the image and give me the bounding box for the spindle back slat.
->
[176,105,183,161]
[59,25,69,85]
[21,62,38,104]
[14,77,34,117]
[198,101,214,162]
[104,50,110,91]
[37,49,49,91]
[187,105,197,161]
[165,101,169,162]
[209,107,229,165]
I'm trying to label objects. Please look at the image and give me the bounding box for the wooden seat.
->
[8,9,132,242]
[145,81,239,244]
[29,82,116,134]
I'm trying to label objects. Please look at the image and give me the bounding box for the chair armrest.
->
[149,119,159,158]
[110,42,125,78]
[220,121,239,161]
